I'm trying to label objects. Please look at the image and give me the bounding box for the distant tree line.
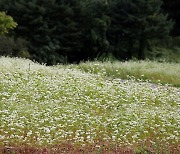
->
[0,0,177,64]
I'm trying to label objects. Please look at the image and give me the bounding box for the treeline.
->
[0,0,178,64]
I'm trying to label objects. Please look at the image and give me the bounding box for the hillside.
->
[0,57,179,153]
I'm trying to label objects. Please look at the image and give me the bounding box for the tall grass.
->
[148,47,180,63]
[70,60,180,86]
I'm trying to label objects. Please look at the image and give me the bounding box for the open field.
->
[69,60,180,87]
[0,57,180,153]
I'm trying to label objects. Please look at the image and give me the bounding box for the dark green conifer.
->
[108,0,173,59]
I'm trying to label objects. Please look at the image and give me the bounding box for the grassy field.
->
[0,57,179,153]
[69,60,180,87]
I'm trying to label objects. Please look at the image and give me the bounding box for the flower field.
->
[0,57,179,153]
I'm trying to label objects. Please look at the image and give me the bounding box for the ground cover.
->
[0,57,179,153]
[70,60,180,87]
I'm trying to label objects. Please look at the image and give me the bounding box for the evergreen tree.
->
[76,0,110,60]
[0,0,173,63]
[0,0,61,64]
[51,0,85,62]
[162,0,180,36]
[108,0,173,60]
[0,0,90,63]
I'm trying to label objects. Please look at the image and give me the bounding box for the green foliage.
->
[0,0,175,64]
[147,36,180,62]
[162,0,180,36]
[83,0,110,59]
[0,36,30,58]
[147,47,180,63]
[108,0,173,60]
[0,11,17,35]
[0,0,61,64]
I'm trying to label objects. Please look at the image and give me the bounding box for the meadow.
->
[0,57,179,153]
[69,60,180,87]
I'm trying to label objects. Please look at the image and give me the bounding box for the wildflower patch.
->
[0,57,179,153]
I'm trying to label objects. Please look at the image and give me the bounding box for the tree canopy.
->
[162,0,180,36]
[0,11,17,35]
[0,0,174,64]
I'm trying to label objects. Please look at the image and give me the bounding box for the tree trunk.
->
[127,39,133,59]
[138,37,146,60]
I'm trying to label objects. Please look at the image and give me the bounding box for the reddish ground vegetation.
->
[0,143,179,154]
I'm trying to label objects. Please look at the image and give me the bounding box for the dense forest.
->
[0,0,179,65]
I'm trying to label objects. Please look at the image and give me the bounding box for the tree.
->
[83,0,110,59]
[162,0,180,36]
[0,0,63,64]
[108,0,173,60]
[0,0,89,63]
[51,0,86,62]
[0,0,173,63]
[0,0,110,63]
[0,11,17,35]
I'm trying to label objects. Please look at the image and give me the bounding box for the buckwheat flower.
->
[27,131,32,137]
